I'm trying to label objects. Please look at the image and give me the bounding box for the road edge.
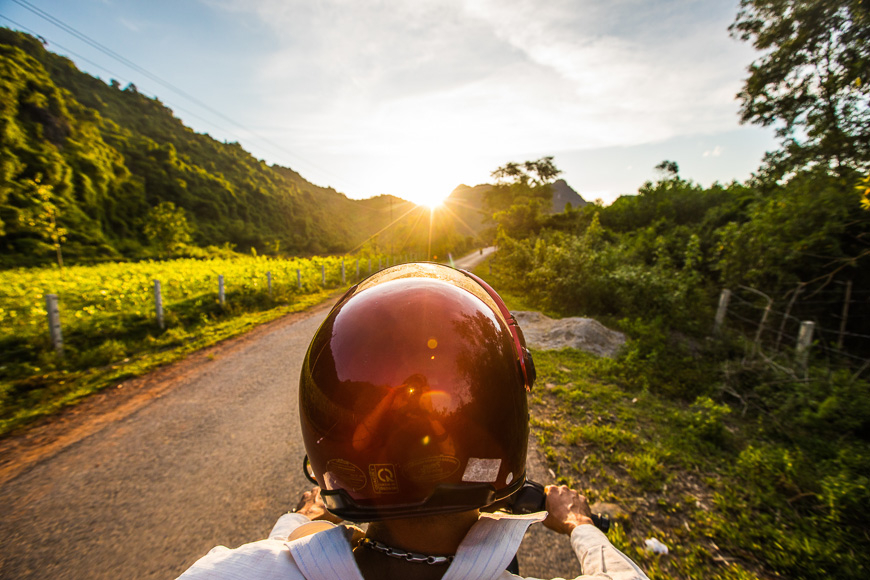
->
[0,296,339,486]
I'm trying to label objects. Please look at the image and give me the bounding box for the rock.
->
[513,311,626,357]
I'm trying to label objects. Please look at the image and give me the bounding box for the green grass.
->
[527,347,870,580]
[0,254,370,436]
[0,288,336,436]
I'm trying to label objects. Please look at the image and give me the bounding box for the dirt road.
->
[0,250,580,579]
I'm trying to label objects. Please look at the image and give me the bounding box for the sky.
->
[1,0,780,206]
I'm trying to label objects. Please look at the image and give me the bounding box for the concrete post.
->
[796,321,815,368]
[713,289,731,335]
[753,300,772,347]
[154,280,164,329]
[45,293,63,356]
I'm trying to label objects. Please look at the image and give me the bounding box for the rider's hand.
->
[542,484,594,535]
[294,486,343,524]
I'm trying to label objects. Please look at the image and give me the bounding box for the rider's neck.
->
[364,508,480,556]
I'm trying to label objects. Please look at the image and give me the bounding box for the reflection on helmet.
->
[299,263,532,521]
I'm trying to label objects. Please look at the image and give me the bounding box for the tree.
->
[730,0,870,173]
[18,176,66,268]
[143,201,192,257]
[484,157,563,239]
[655,160,679,178]
[491,156,562,186]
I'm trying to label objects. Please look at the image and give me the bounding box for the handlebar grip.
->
[505,479,610,534]
[590,513,610,534]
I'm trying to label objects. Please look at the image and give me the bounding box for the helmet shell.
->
[299,263,529,520]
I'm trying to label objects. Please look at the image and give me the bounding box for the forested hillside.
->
[0,29,481,267]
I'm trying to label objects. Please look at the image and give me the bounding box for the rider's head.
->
[299,262,535,521]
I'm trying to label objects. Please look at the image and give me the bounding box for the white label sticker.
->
[461,458,501,483]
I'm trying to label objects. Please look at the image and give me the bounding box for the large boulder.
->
[512,311,626,358]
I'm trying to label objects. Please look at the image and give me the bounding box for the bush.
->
[688,396,732,446]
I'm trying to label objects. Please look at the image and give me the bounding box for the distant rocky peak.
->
[550,179,587,212]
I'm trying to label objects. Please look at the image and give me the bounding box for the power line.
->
[7,0,358,192]
[0,15,251,147]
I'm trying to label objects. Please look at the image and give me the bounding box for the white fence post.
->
[713,289,731,335]
[341,260,346,284]
[356,259,360,279]
[218,275,225,305]
[776,284,803,350]
[154,280,164,329]
[45,293,63,356]
[297,269,302,289]
[321,264,326,285]
[796,321,815,368]
[754,299,772,347]
[267,271,272,297]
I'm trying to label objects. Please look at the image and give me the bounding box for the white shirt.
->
[176,512,649,580]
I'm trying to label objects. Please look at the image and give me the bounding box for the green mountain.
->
[0,29,476,267]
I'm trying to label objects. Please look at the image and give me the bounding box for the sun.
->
[406,188,451,209]
[420,193,449,209]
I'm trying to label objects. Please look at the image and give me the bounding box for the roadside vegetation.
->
[0,253,390,435]
[483,164,870,580]
[479,3,870,577]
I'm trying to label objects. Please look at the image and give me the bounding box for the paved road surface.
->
[452,246,496,270]
[0,250,581,579]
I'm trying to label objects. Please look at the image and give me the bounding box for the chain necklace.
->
[358,537,455,565]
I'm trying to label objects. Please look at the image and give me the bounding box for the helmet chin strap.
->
[317,475,527,522]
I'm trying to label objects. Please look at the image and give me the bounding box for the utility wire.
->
[0,14,262,153]
[1,13,419,245]
[8,0,358,192]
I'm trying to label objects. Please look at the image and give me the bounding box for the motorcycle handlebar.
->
[504,479,610,534]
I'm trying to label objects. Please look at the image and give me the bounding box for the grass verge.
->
[529,347,869,580]
[0,289,335,436]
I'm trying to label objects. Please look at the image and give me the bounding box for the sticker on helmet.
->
[402,455,460,482]
[325,459,367,491]
[461,458,502,483]
[369,464,400,494]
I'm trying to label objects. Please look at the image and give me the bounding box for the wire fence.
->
[714,280,870,374]
[1,253,421,363]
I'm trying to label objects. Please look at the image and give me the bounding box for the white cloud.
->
[704,146,724,157]
[205,0,759,200]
